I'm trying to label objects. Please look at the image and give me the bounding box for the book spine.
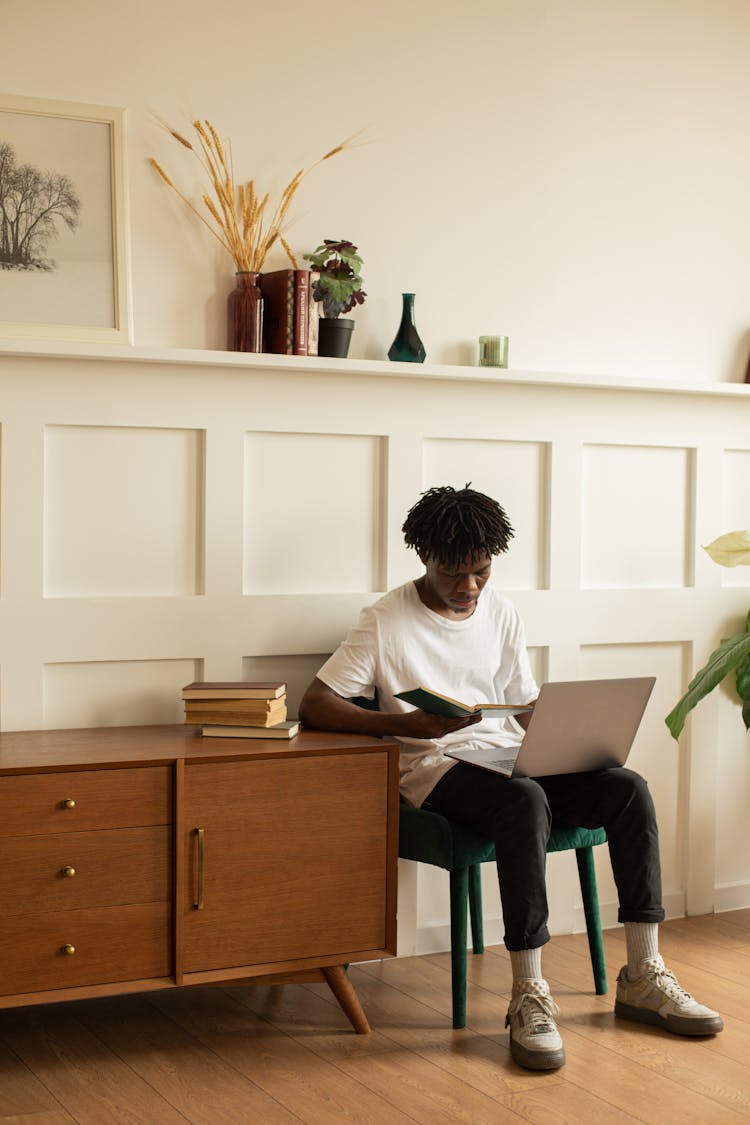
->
[183,702,285,720]
[260,273,294,354]
[182,682,286,700]
[183,696,286,712]
[284,276,295,352]
[308,280,318,356]
[293,270,309,356]
[184,707,288,725]
[201,723,298,738]
[183,691,283,700]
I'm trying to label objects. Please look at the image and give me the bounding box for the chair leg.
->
[468,864,484,954]
[449,866,469,1028]
[576,846,608,995]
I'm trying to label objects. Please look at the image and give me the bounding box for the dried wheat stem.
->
[280,236,298,268]
[149,159,234,253]
[153,118,361,272]
[169,129,193,150]
[149,158,174,187]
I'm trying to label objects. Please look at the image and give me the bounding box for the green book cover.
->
[394,687,533,719]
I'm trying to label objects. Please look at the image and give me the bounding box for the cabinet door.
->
[182,752,388,973]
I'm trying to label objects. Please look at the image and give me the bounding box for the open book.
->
[394,686,533,720]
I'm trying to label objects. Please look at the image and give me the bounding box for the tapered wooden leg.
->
[322,965,371,1034]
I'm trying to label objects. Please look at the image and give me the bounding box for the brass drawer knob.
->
[62,943,76,955]
[61,865,76,878]
[62,798,76,809]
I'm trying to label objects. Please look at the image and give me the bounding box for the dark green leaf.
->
[737,650,750,700]
[737,652,750,731]
[665,629,750,739]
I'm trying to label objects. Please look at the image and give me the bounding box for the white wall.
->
[0,345,748,952]
[2,1,749,953]
[3,0,750,381]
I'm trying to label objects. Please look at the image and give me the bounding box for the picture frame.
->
[0,93,131,344]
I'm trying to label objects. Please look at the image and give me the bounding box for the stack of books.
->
[259,268,318,356]
[182,681,300,739]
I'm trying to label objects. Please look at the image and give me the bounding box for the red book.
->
[293,269,310,356]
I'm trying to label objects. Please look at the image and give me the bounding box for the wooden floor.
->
[1,910,749,1124]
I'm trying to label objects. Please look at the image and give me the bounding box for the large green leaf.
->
[703,530,750,567]
[737,651,750,730]
[665,628,750,739]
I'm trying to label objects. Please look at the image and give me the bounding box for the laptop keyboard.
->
[486,757,516,772]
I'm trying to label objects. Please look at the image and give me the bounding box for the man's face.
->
[419,553,493,618]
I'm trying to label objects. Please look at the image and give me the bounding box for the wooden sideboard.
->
[0,725,399,1033]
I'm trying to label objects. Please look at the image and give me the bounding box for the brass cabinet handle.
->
[61,865,76,878]
[62,798,76,809]
[194,827,205,910]
[62,943,76,955]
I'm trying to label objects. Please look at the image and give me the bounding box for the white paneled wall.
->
[1,342,749,956]
[44,425,204,597]
[243,431,387,594]
[580,444,693,589]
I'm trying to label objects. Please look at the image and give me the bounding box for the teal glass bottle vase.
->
[388,292,426,363]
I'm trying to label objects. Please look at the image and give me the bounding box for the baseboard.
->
[415,922,457,957]
[714,880,750,913]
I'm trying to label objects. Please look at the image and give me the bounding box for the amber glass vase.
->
[227,271,263,352]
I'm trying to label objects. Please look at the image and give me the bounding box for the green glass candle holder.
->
[478,335,509,368]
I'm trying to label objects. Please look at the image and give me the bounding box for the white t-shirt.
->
[316,581,538,808]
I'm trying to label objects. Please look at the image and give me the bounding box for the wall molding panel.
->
[1,343,749,949]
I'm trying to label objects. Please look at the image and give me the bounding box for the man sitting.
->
[299,484,723,1070]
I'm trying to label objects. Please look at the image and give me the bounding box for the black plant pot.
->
[318,317,354,359]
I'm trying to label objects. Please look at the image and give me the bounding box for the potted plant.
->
[303,239,366,358]
[665,530,750,739]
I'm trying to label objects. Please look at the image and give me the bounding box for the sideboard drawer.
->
[1,826,171,915]
[0,902,171,995]
[0,767,172,836]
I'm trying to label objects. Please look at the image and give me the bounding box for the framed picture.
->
[0,93,131,344]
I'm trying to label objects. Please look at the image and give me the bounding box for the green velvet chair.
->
[349,694,608,1027]
[398,801,608,1028]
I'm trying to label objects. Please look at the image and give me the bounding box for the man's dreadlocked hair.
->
[402,484,514,568]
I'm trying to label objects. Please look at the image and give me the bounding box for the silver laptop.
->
[445,676,655,778]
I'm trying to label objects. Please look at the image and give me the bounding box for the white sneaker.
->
[505,978,566,1070]
[615,955,724,1036]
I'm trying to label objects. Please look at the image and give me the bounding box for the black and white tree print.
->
[0,141,81,271]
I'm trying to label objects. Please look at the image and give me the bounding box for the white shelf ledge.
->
[1,337,749,398]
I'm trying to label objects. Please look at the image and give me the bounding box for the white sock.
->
[509,947,543,987]
[624,922,659,978]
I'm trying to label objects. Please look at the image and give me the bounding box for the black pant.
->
[424,763,665,951]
